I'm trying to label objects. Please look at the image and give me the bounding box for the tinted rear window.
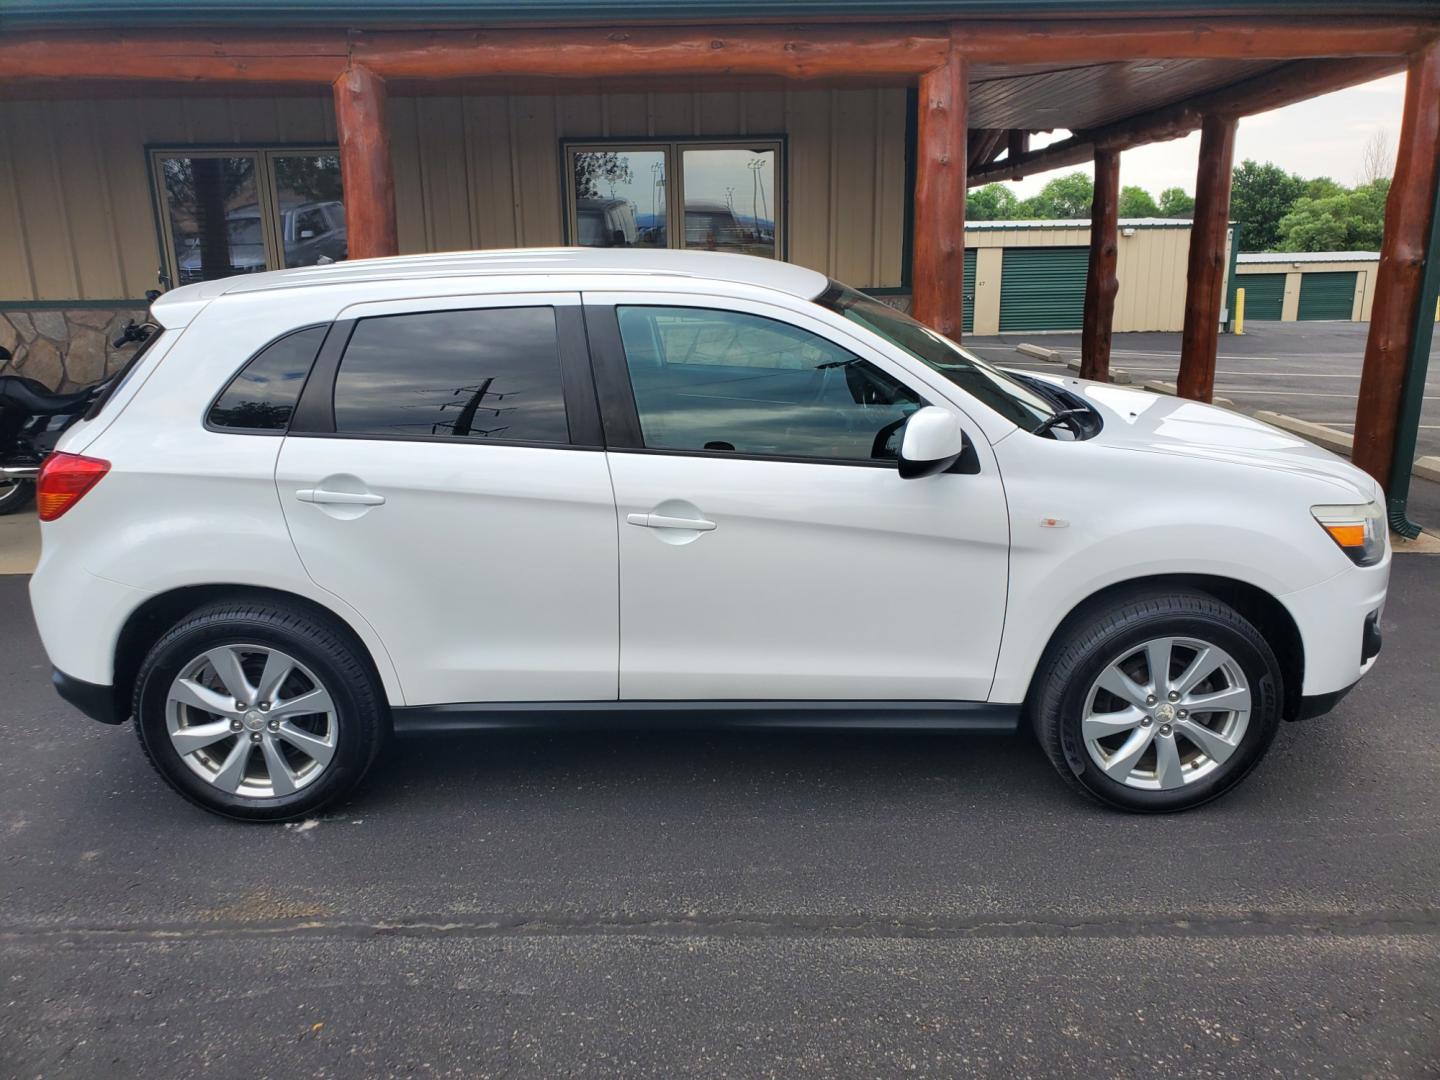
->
[332,307,569,443]
[209,325,326,432]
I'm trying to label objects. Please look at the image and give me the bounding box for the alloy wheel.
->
[1081,636,1252,791]
[165,643,338,799]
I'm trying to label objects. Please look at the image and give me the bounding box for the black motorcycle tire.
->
[0,479,34,516]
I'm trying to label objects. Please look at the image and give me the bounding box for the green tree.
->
[1277,178,1389,252]
[1229,159,1306,251]
[1118,185,1160,217]
[966,183,1020,221]
[1018,172,1094,219]
[1158,187,1195,218]
[1303,176,1346,200]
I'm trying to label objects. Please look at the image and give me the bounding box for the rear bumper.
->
[52,667,121,725]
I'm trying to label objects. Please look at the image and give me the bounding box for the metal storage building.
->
[1234,252,1380,322]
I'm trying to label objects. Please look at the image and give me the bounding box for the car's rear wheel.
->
[1031,590,1283,812]
[133,600,386,821]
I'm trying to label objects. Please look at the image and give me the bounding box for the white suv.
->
[29,250,1389,820]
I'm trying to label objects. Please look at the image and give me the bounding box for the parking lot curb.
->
[1016,343,1062,361]
[1140,380,1234,408]
[1064,358,1132,385]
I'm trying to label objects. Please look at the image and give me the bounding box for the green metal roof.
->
[3,0,1433,28]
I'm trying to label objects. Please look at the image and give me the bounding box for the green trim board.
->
[998,246,1088,332]
[1235,273,1285,320]
[1297,271,1358,321]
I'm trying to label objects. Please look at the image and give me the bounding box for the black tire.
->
[0,479,34,516]
[133,600,387,822]
[1030,590,1283,813]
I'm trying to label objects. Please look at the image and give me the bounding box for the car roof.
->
[152,248,830,311]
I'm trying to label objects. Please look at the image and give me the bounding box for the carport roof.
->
[3,0,1435,26]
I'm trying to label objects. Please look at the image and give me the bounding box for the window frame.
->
[560,137,786,260]
[147,143,343,289]
[582,295,966,472]
[287,294,605,451]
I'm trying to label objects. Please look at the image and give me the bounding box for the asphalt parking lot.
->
[2,555,1438,1077]
[971,321,1440,532]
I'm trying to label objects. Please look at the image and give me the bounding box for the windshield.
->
[817,282,1056,431]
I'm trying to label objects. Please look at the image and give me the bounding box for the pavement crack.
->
[2,909,1439,946]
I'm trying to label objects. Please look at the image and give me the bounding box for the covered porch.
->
[2,4,1438,524]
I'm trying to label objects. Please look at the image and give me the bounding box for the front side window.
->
[818,283,1057,432]
[616,306,923,462]
[566,141,781,260]
[152,148,346,286]
[209,326,327,432]
[332,307,570,444]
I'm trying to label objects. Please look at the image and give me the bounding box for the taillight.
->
[36,452,110,521]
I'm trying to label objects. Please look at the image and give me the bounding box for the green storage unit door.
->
[1237,273,1285,320]
[998,247,1088,332]
[962,248,976,334]
[1298,271,1358,321]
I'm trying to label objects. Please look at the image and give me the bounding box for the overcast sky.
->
[1002,73,1407,200]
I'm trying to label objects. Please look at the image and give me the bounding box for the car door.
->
[584,292,1011,702]
[276,293,619,707]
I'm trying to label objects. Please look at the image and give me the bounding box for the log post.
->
[1176,114,1237,402]
[333,64,398,260]
[1353,40,1440,491]
[1081,147,1121,382]
[1007,129,1030,181]
[911,47,969,339]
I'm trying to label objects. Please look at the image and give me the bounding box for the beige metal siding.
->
[1,88,906,302]
[0,95,336,301]
[965,225,1193,333]
[1236,260,1378,321]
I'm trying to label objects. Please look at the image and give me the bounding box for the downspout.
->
[1386,165,1440,539]
[1224,222,1242,333]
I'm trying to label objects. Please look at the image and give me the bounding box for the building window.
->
[150,147,347,287]
[563,140,782,259]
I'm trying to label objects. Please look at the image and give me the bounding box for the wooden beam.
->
[969,57,1400,187]
[911,48,968,340]
[1353,40,1440,490]
[2,16,1433,87]
[1176,115,1237,403]
[333,65,398,260]
[1006,129,1030,181]
[967,129,1006,171]
[1080,148,1120,383]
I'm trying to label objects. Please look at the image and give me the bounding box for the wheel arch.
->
[112,584,397,725]
[1023,573,1305,722]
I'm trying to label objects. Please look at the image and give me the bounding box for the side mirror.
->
[898,406,967,479]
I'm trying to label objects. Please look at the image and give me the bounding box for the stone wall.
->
[0,308,147,391]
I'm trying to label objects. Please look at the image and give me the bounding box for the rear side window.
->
[209,325,327,432]
[332,307,569,443]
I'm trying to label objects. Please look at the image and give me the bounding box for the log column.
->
[911,47,969,339]
[333,64,398,260]
[1080,147,1121,381]
[1176,114,1237,402]
[1353,40,1440,490]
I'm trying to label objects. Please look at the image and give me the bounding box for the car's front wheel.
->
[133,600,386,821]
[1031,590,1284,812]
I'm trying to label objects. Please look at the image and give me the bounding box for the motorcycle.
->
[0,319,154,515]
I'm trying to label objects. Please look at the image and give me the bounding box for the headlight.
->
[1311,501,1386,566]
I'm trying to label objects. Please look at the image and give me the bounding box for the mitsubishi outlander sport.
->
[29,249,1388,820]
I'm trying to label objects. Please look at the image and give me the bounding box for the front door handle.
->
[626,512,716,532]
[296,488,386,506]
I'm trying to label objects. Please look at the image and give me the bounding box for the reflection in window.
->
[333,307,570,444]
[209,325,327,432]
[272,153,348,268]
[160,154,261,285]
[566,141,781,258]
[153,148,346,286]
[681,148,777,259]
[572,149,667,249]
[617,306,922,461]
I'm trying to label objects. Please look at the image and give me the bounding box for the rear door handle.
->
[626,512,716,532]
[296,488,386,506]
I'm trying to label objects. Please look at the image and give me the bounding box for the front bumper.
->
[52,667,121,725]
